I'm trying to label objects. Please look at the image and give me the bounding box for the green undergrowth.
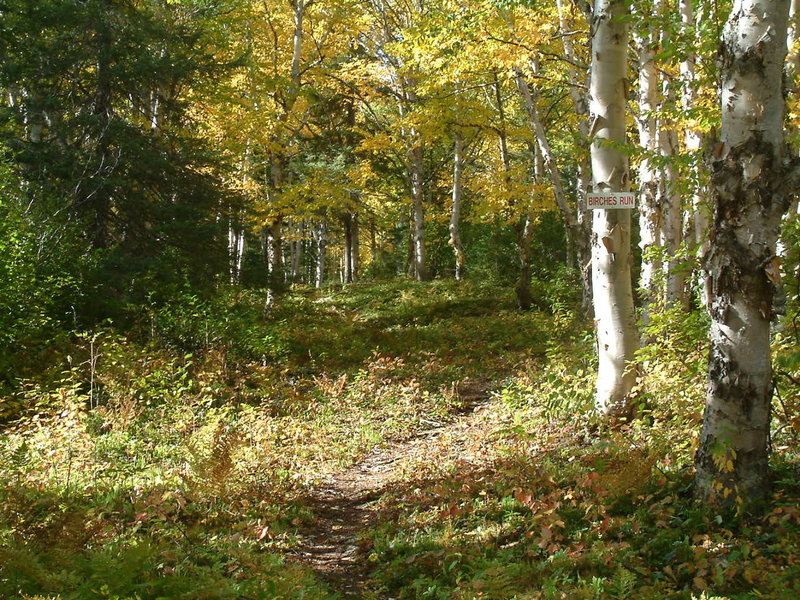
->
[1,279,797,599]
[0,279,572,600]
[358,302,800,600]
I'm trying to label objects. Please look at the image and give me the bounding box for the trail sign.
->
[586,192,636,210]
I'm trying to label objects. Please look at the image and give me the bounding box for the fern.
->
[186,417,241,498]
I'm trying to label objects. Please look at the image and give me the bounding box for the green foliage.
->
[0,0,233,343]
[0,486,333,600]
[1,282,799,600]
[0,282,555,598]
[358,300,799,600]
[0,154,91,393]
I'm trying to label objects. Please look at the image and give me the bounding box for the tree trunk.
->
[680,0,709,305]
[515,144,542,310]
[265,156,287,304]
[515,215,535,310]
[265,0,304,302]
[351,212,360,281]
[228,218,245,284]
[290,220,303,282]
[556,0,593,315]
[370,217,378,274]
[449,133,466,280]
[343,213,354,283]
[515,62,587,303]
[635,21,662,317]
[313,221,327,288]
[695,0,792,506]
[267,218,284,289]
[409,142,428,281]
[492,71,512,278]
[590,0,640,420]
[658,85,687,308]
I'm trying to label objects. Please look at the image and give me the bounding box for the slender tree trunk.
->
[576,179,593,317]
[313,221,327,288]
[342,212,359,284]
[343,213,353,283]
[290,220,303,281]
[515,215,535,310]
[658,85,687,308]
[228,220,245,284]
[590,0,640,419]
[449,133,466,280]
[515,144,543,310]
[370,217,378,274]
[492,71,512,279]
[267,218,283,286]
[351,212,360,281]
[494,70,531,304]
[556,0,594,315]
[695,0,793,506]
[514,66,581,266]
[680,0,709,305]
[409,142,428,281]
[635,21,662,317]
[265,0,304,303]
[403,210,415,278]
[265,156,287,305]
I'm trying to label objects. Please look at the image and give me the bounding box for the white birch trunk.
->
[680,0,709,304]
[449,133,466,281]
[635,22,662,311]
[658,85,686,308]
[696,0,792,505]
[556,0,594,314]
[590,0,640,419]
[780,0,800,255]
[313,221,327,288]
[410,141,428,281]
[228,222,245,284]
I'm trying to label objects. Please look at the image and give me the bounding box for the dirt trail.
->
[292,380,492,598]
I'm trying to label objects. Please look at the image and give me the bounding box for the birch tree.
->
[590,0,640,419]
[555,0,594,316]
[634,6,662,318]
[449,132,466,280]
[695,0,794,505]
[680,0,708,260]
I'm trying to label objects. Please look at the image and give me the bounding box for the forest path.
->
[291,379,493,598]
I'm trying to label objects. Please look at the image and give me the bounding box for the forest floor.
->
[0,279,799,600]
[293,379,492,597]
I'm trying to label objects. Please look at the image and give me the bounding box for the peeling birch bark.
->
[696,0,793,506]
[590,0,640,419]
